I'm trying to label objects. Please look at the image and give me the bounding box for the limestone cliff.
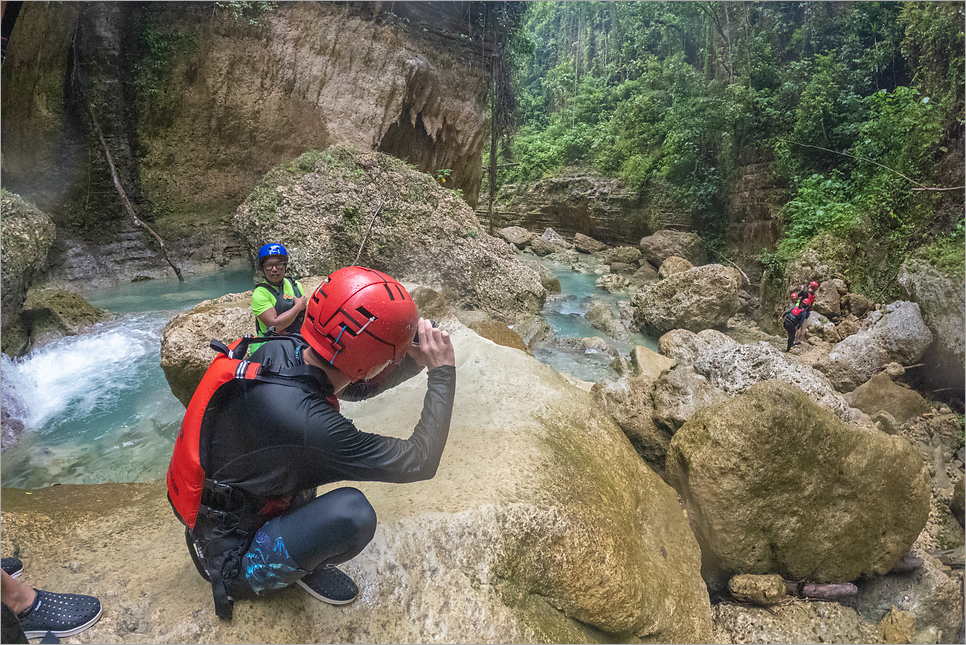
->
[1,2,493,288]
[477,169,688,246]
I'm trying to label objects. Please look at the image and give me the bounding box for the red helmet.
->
[791,292,799,301]
[809,281,819,290]
[301,266,418,381]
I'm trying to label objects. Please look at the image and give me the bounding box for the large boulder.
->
[631,265,743,336]
[657,328,738,365]
[584,300,630,342]
[666,380,930,588]
[496,226,534,249]
[573,232,608,254]
[812,278,847,319]
[529,236,558,257]
[651,366,729,436]
[639,230,707,267]
[591,374,672,474]
[844,372,933,425]
[160,290,269,407]
[657,256,693,280]
[897,259,966,389]
[6,324,713,643]
[540,227,569,248]
[1,192,56,355]
[815,301,933,392]
[628,345,675,381]
[602,246,643,266]
[232,147,546,321]
[692,341,853,421]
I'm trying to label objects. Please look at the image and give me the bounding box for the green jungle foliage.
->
[497,1,964,284]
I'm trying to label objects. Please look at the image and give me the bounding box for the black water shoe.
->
[18,589,102,639]
[2,557,23,579]
[296,566,359,605]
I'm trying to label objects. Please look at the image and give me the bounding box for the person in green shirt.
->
[250,243,307,352]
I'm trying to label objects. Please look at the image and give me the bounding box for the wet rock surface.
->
[4,325,714,644]
[667,380,931,589]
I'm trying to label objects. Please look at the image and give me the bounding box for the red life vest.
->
[167,336,341,530]
[167,338,260,530]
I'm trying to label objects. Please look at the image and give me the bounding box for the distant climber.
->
[793,281,819,344]
[783,292,809,352]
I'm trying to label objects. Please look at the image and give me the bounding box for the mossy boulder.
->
[232,147,546,323]
[20,287,110,349]
[667,380,930,589]
[1,192,56,355]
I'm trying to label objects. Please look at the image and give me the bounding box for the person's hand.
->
[407,318,454,370]
[294,293,309,311]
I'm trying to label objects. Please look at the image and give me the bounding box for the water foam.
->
[1,313,167,431]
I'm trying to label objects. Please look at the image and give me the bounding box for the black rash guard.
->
[202,337,457,503]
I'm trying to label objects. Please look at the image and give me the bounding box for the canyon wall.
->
[1,1,491,288]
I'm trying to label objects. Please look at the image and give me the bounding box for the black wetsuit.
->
[783,307,808,352]
[191,336,456,599]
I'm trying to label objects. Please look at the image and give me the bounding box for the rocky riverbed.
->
[1,150,963,643]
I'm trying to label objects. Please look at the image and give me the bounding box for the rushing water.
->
[1,258,654,488]
[1,267,256,489]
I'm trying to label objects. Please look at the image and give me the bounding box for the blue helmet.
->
[257,243,288,268]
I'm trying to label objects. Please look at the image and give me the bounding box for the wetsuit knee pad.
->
[277,487,377,572]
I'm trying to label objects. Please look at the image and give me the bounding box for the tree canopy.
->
[496,1,964,286]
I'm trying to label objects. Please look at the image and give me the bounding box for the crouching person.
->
[167,266,456,619]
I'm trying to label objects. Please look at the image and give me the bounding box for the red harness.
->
[167,339,260,529]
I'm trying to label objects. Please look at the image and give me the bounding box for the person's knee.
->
[327,487,376,546]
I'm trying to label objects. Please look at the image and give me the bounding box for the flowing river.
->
[1,256,655,489]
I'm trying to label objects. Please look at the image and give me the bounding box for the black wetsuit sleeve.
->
[339,354,424,402]
[307,365,456,484]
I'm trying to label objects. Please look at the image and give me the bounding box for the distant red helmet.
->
[791,292,799,301]
[301,266,418,381]
[809,281,819,290]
